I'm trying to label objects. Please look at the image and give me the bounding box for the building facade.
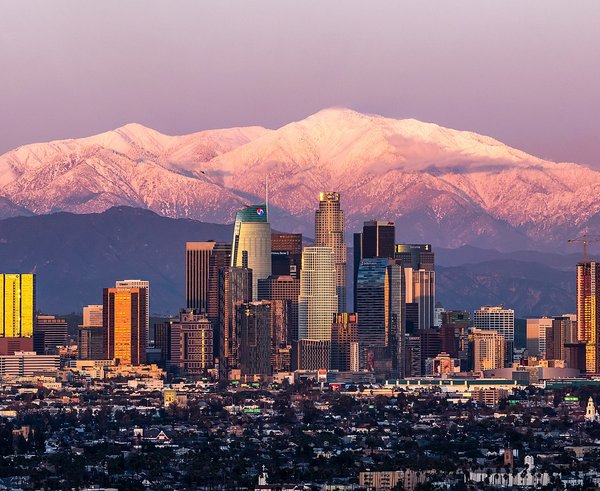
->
[474,305,515,366]
[169,309,213,377]
[231,204,271,300]
[0,274,35,338]
[577,262,600,373]
[103,287,147,365]
[331,312,359,371]
[314,192,347,312]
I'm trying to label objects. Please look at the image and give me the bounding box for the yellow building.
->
[103,287,147,365]
[0,274,35,337]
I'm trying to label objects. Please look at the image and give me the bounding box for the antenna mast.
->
[265,174,269,219]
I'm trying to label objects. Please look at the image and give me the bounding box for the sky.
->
[1,1,599,167]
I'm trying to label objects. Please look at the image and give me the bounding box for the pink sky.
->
[1,0,599,167]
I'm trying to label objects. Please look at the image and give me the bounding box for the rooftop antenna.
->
[265,174,269,220]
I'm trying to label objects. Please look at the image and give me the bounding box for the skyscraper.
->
[577,261,600,373]
[257,275,300,343]
[237,301,273,377]
[103,287,147,365]
[474,305,514,366]
[298,247,338,341]
[362,221,396,259]
[395,244,435,271]
[331,312,359,371]
[169,309,213,377]
[526,317,553,357]
[231,204,271,299]
[0,274,35,338]
[297,247,338,369]
[353,221,396,310]
[355,258,405,375]
[271,233,302,278]
[78,304,104,360]
[186,242,231,313]
[404,268,435,330]
[314,192,347,312]
[546,316,570,361]
[115,279,149,346]
[470,328,505,372]
[219,265,253,375]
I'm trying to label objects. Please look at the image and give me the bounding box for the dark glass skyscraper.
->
[355,258,405,375]
[271,233,302,278]
[219,266,252,376]
[362,221,396,259]
[238,301,273,377]
[353,221,396,310]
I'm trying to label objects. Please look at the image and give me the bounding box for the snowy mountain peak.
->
[0,108,596,251]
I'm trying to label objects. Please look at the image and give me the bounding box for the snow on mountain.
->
[0,108,597,250]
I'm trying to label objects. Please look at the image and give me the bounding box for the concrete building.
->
[474,305,514,365]
[0,351,60,376]
[470,328,505,372]
[34,315,68,354]
[526,317,552,357]
[169,309,213,377]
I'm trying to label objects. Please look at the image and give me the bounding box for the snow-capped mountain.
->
[1,108,598,250]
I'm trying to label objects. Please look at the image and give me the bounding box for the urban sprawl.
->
[2,192,600,490]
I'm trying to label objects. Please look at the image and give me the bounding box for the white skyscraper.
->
[474,305,515,365]
[314,192,347,312]
[231,204,272,300]
[115,279,150,345]
[298,247,338,341]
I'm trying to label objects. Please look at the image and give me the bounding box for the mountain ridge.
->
[0,108,597,252]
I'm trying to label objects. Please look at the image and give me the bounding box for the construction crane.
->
[568,234,600,264]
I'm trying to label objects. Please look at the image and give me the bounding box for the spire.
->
[265,174,269,220]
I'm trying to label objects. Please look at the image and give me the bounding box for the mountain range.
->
[1,108,598,251]
[0,207,578,316]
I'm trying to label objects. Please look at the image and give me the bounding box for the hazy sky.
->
[1,1,599,167]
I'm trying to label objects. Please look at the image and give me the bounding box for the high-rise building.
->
[470,328,505,372]
[258,275,299,343]
[231,204,271,300]
[362,221,396,259]
[152,320,172,367]
[395,244,435,271]
[405,335,422,377]
[237,301,273,377]
[103,287,147,365]
[34,315,68,354]
[78,305,104,360]
[186,242,231,316]
[78,326,104,360]
[169,309,213,377]
[546,316,570,361]
[331,313,359,372]
[474,305,514,366]
[440,311,470,370]
[404,268,435,330]
[526,317,553,357]
[577,262,600,373]
[271,233,302,279]
[219,266,252,375]
[298,247,338,341]
[115,279,149,346]
[355,259,404,346]
[83,305,103,327]
[0,274,35,338]
[415,328,442,375]
[297,247,338,370]
[353,221,396,310]
[314,192,347,312]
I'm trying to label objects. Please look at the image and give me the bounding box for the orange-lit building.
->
[103,287,147,365]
